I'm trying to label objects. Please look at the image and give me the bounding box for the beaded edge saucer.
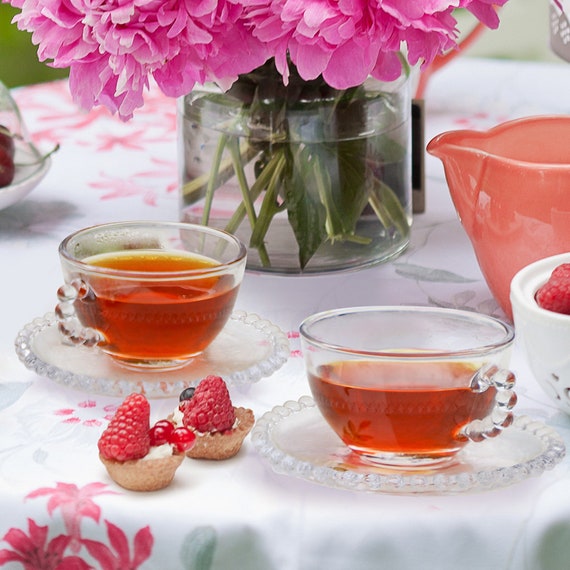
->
[15,311,290,398]
[252,396,566,495]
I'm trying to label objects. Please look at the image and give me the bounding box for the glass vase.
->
[178,63,412,274]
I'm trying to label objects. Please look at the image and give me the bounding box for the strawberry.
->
[536,263,570,315]
[180,375,236,433]
[98,393,151,461]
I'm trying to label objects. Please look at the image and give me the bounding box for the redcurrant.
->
[170,426,196,453]
[148,420,174,447]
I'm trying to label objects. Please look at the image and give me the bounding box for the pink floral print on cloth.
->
[0,482,154,569]
[0,481,218,569]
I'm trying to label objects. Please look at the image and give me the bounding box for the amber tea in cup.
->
[56,221,246,370]
[300,306,517,469]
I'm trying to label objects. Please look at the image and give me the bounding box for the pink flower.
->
[11,0,268,119]
[242,0,509,88]
[464,0,505,28]
[7,0,509,118]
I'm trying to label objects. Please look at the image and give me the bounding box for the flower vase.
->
[178,63,412,274]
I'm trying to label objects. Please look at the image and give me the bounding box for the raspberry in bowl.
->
[510,253,570,414]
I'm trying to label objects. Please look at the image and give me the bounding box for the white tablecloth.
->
[1,57,570,570]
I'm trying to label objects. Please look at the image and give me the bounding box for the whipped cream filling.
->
[171,407,184,427]
[143,443,173,461]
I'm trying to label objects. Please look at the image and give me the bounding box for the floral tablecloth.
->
[1,57,570,569]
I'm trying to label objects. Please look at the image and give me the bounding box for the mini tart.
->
[99,452,184,492]
[185,407,255,460]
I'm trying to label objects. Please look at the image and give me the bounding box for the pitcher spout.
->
[426,129,477,160]
[427,129,487,234]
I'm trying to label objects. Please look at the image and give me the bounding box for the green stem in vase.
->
[182,140,257,201]
[200,133,229,225]
[226,136,272,267]
[227,137,255,223]
[249,148,288,252]
[223,148,284,235]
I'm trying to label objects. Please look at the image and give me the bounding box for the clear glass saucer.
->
[251,397,566,494]
[15,311,289,398]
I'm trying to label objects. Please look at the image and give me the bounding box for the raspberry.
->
[98,393,151,461]
[536,263,570,315]
[180,375,236,433]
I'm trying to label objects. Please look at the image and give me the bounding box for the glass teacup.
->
[299,306,517,469]
[56,221,246,371]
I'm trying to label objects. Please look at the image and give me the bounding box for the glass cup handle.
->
[461,365,517,443]
[55,280,103,347]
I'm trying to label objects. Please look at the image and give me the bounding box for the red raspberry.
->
[98,393,151,461]
[180,375,236,433]
[536,263,570,315]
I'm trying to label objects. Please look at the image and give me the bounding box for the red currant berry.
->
[170,426,196,453]
[148,420,174,447]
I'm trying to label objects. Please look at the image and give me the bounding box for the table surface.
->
[2,57,570,570]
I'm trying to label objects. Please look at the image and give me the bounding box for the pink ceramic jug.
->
[427,115,570,319]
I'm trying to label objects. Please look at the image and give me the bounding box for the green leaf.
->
[332,138,370,234]
[368,177,410,239]
[285,145,328,268]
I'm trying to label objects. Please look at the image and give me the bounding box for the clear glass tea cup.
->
[299,306,517,469]
[56,221,246,371]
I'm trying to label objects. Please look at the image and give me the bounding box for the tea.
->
[308,360,497,461]
[74,250,239,364]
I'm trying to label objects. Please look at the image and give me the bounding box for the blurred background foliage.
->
[1,4,69,87]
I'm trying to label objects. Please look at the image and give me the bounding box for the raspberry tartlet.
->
[98,393,195,491]
[173,375,255,460]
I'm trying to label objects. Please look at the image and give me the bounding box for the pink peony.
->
[10,0,268,119]
[6,0,509,119]
[241,0,509,88]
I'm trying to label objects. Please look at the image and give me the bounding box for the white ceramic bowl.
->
[510,252,570,414]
